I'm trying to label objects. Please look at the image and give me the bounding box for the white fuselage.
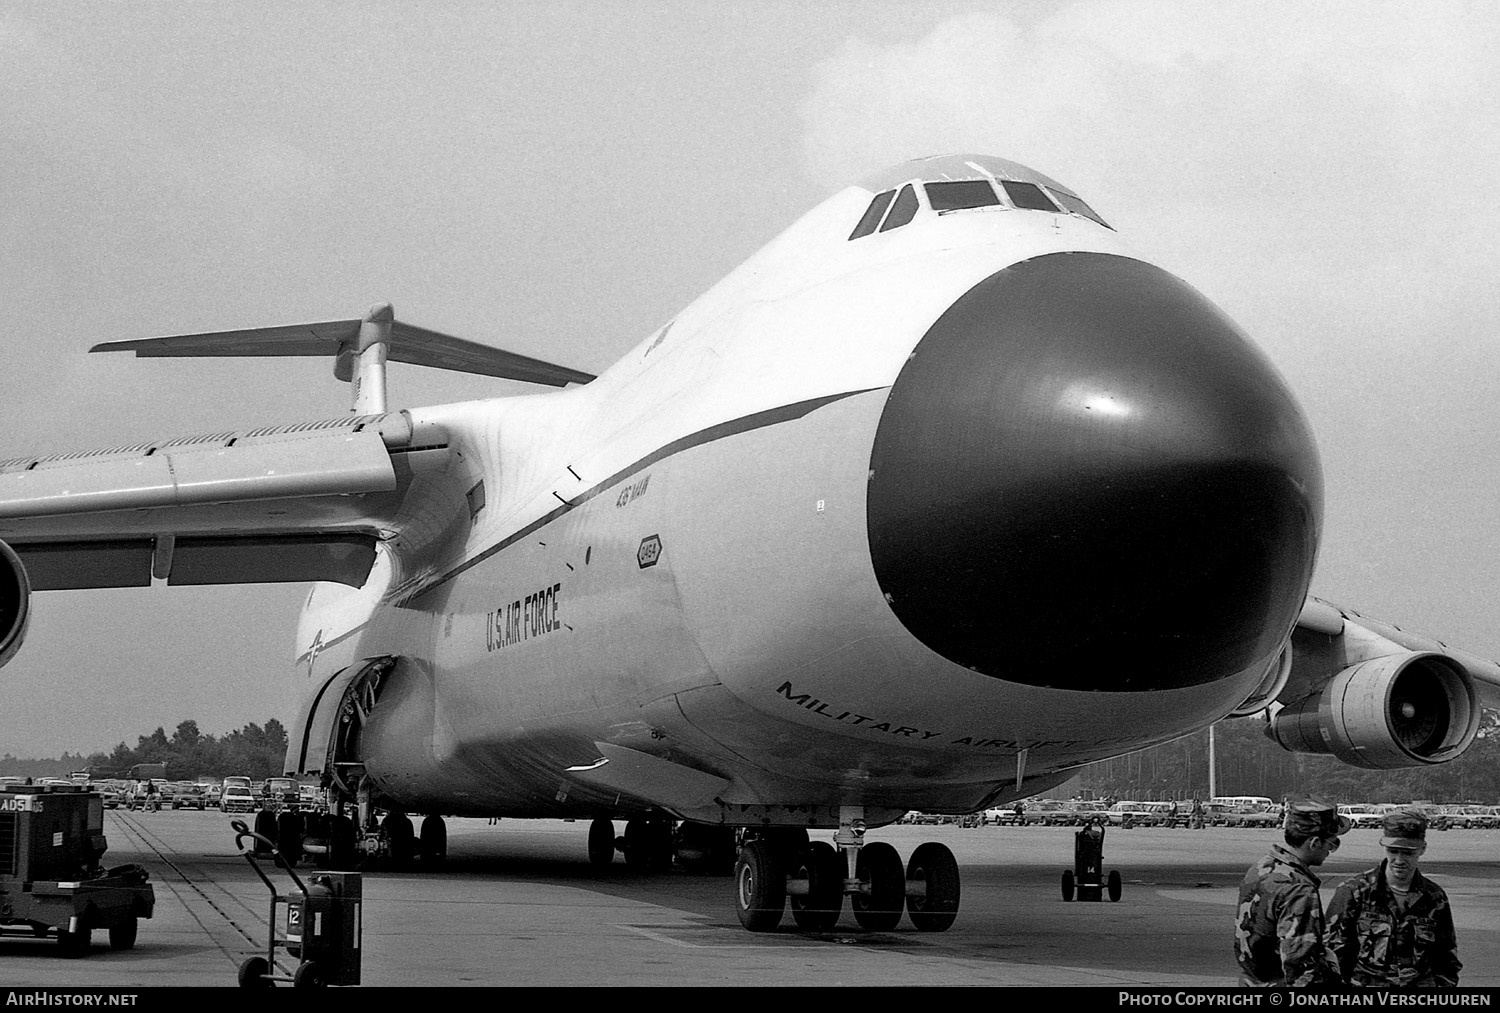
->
[292,167,1314,824]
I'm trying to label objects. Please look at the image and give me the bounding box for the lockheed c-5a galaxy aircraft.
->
[2,154,1497,933]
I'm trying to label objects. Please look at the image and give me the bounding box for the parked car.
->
[1020,799,1105,826]
[196,781,222,808]
[260,776,300,812]
[1218,804,1281,829]
[1338,804,1388,830]
[220,778,257,814]
[1440,804,1499,829]
[1403,802,1451,832]
[1018,799,1071,825]
[297,783,326,813]
[1106,801,1175,828]
[171,782,207,810]
[982,805,1020,825]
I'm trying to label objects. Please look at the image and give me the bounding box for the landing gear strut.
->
[732,806,961,933]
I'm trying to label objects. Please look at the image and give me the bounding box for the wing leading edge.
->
[0,412,448,589]
[1262,596,1500,770]
[1291,596,1500,711]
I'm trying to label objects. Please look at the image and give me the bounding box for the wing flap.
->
[13,539,153,589]
[14,534,377,589]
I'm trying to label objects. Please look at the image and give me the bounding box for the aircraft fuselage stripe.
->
[404,388,879,602]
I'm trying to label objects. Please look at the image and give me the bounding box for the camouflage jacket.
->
[1325,864,1461,988]
[1235,844,1339,986]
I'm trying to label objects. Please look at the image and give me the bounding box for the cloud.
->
[797,1,1500,355]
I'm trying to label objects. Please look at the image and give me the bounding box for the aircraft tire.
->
[301,813,328,868]
[651,820,675,871]
[906,842,960,932]
[623,819,651,873]
[734,839,786,932]
[1108,869,1122,902]
[788,841,843,931]
[588,818,615,867]
[329,815,356,868]
[766,827,810,863]
[277,812,304,867]
[673,821,735,875]
[384,812,415,867]
[623,818,674,873]
[851,841,904,931]
[252,809,278,855]
[705,826,737,877]
[420,815,447,865]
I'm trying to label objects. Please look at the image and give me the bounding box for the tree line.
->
[1,718,290,782]
[1075,711,1500,804]
[5,711,1496,801]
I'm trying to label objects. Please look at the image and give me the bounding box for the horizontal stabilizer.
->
[92,316,596,387]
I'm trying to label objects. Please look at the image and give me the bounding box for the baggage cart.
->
[1061,818,1122,902]
[233,819,362,988]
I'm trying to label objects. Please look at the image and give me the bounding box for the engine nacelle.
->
[0,540,31,669]
[1268,652,1480,769]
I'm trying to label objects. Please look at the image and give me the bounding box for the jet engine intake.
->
[1268,652,1479,768]
[0,540,31,669]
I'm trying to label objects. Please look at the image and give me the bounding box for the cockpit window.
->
[850,173,1109,240]
[999,180,1059,212]
[849,189,897,240]
[925,180,1001,212]
[1047,189,1111,229]
[879,184,920,232]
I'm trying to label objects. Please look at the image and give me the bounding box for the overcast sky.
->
[2,1,1498,758]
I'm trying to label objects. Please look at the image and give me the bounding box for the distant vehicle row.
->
[0,775,330,815]
[900,799,1500,830]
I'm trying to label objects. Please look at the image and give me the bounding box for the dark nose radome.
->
[867,252,1323,692]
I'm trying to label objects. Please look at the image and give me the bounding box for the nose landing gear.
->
[733,806,960,933]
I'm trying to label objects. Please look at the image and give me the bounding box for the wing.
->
[1262,595,1500,769]
[0,411,453,591]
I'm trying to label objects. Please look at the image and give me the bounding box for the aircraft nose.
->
[867,252,1323,692]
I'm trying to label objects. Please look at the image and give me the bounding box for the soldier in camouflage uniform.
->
[1234,797,1350,986]
[1325,809,1461,987]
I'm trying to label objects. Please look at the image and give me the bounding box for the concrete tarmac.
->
[2,810,1496,988]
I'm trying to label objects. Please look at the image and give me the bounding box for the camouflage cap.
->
[1380,809,1427,850]
[1283,796,1352,837]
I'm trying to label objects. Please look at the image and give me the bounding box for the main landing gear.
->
[733,806,960,933]
[586,817,735,876]
[261,778,448,871]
